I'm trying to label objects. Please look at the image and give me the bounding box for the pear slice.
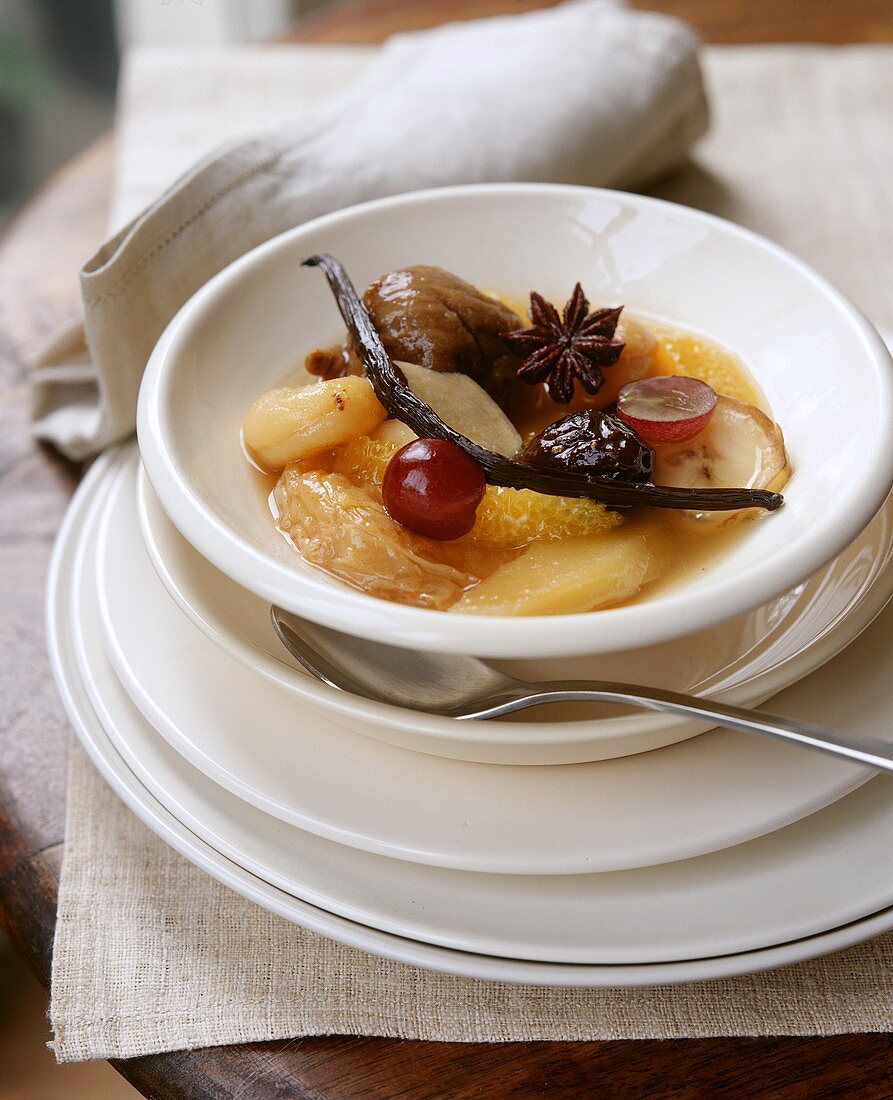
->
[451,530,653,616]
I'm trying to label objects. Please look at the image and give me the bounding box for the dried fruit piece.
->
[519,410,654,484]
[363,265,523,395]
[450,530,654,616]
[304,341,365,380]
[617,376,718,444]
[274,466,474,609]
[243,376,387,469]
[585,315,658,408]
[382,438,486,541]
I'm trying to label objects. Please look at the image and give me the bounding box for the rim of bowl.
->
[137,183,893,658]
[133,456,893,751]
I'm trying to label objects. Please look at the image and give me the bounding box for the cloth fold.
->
[31,0,708,460]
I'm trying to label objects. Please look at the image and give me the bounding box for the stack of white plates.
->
[48,442,893,987]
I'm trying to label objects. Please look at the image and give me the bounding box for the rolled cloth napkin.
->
[30,0,707,461]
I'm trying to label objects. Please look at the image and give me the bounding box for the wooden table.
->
[1,2,891,1096]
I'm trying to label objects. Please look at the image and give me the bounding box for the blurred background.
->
[0,11,314,1100]
[3,0,889,227]
[0,0,322,227]
[0,0,889,1095]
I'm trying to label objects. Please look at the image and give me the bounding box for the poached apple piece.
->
[451,530,655,616]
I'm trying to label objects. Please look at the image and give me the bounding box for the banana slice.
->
[653,396,789,521]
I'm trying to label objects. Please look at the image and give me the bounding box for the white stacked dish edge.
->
[136,460,893,765]
[45,448,893,984]
[100,447,876,876]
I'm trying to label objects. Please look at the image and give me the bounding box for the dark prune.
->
[518,410,654,484]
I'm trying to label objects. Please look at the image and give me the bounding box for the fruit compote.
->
[242,265,789,616]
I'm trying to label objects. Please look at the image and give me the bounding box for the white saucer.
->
[49,451,893,981]
[97,450,873,876]
[137,463,893,764]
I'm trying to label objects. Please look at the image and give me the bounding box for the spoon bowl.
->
[272,607,893,773]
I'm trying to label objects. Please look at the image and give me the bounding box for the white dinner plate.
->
[50,452,893,979]
[136,463,893,765]
[96,449,874,876]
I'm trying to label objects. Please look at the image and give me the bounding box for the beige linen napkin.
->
[30,0,708,462]
[49,42,893,1062]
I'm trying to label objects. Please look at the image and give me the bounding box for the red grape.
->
[382,438,486,540]
[617,375,718,444]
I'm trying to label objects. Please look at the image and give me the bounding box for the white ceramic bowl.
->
[138,184,893,658]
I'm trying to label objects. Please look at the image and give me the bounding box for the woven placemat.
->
[51,743,893,1061]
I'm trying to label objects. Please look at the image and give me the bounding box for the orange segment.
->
[330,435,395,486]
[470,486,621,548]
[331,435,622,549]
[651,336,761,407]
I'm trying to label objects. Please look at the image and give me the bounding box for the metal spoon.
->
[271,607,893,772]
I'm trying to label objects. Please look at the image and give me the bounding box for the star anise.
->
[502,284,625,403]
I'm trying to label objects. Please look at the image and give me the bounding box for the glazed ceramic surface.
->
[46,453,893,981]
[138,459,893,764]
[137,184,893,658]
[95,449,876,875]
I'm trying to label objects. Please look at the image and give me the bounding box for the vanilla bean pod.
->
[303,254,783,513]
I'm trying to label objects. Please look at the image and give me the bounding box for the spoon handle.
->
[482,681,893,772]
